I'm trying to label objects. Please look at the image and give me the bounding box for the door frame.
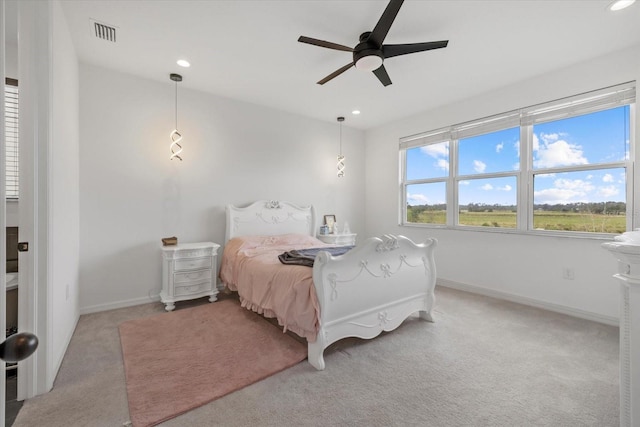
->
[16,0,51,400]
[1,0,9,424]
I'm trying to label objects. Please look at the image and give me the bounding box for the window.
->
[401,82,635,236]
[4,78,18,199]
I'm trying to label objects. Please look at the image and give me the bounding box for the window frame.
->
[400,82,636,238]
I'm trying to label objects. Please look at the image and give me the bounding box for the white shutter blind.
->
[400,127,451,150]
[452,111,520,139]
[521,81,635,125]
[5,78,18,199]
[400,81,635,149]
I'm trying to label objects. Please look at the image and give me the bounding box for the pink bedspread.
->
[220,234,330,342]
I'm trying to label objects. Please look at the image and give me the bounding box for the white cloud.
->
[554,178,594,192]
[496,142,504,153]
[459,180,470,185]
[534,188,588,204]
[473,160,486,173]
[618,171,626,183]
[481,184,493,191]
[540,133,560,143]
[497,185,512,191]
[420,143,448,158]
[419,142,449,172]
[407,193,430,205]
[533,135,588,169]
[602,174,614,183]
[597,185,619,199]
[534,178,594,204]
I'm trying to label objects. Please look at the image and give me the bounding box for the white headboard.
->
[225,200,316,242]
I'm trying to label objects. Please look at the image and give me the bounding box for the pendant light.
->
[169,73,183,161]
[337,116,345,177]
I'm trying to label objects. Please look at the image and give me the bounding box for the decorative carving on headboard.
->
[265,200,281,209]
[256,211,294,224]
[376,235,399,252]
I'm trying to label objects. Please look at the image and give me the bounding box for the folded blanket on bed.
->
[278,246,354,267]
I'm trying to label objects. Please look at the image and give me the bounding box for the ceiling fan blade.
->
[368,0,404,47]
[372,64,392,87]
[317,62,354,85]
[298,36,353,52]
[383,41,449,59]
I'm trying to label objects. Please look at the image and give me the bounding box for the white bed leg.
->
[307,340,326,371]
[419,310,434,322]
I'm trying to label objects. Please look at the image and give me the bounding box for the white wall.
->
[79,64,365,313]
[365,44,640,324]
[49,0,80,386]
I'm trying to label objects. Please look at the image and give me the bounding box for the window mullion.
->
[399,150,407,225]
[519,124,532,231]
[630,103,637,230]
[449,139,458,227]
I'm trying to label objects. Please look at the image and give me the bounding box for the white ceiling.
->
[58,0,640,130]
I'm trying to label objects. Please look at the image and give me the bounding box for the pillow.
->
[231,233,324,250]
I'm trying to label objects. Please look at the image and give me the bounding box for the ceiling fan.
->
[298,0,449,87]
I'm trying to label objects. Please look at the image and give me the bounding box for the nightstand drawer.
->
[317,233,357,246]
[174,269,212,284]
[175,281,212,297]
[161,242,220,311]
[175,257,212,271]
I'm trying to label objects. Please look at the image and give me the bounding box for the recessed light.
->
[608,0,635,11]
[176,59,191,68]
[352,110,361,115]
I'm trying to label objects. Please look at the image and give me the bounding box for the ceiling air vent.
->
[90,19,117,43]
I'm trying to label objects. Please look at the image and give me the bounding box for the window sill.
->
[400,222,617,241]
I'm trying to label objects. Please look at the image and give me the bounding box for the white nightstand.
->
[161,242,220,311]
[316,233,357,246]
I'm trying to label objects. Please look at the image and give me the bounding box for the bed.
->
[220,200,437,370]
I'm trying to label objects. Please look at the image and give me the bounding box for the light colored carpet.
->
[13,286,619,426]
[119,299,307,427]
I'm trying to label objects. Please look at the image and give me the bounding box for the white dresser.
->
[161,242,220,311]
[316,233,357,246]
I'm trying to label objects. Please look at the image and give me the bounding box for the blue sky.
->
[406,106,629,206]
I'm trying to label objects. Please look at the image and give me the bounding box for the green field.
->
[407,209,625,234]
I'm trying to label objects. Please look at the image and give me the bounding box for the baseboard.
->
[436,278,619,327]
[80,294,160,315]
[82,283,225,315]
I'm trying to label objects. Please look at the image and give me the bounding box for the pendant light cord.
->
[174,80,178,130]
[339,121,342,156]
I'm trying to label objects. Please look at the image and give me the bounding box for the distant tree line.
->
[407,201,626,216]
[533,201,626,215]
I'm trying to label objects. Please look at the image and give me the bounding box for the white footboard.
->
[309,234,437,370]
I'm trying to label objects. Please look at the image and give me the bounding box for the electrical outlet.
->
[562,267,575,280]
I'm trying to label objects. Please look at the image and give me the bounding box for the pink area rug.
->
[119,299,307,427]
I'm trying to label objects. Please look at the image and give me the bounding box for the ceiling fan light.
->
[355,55,383,72]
